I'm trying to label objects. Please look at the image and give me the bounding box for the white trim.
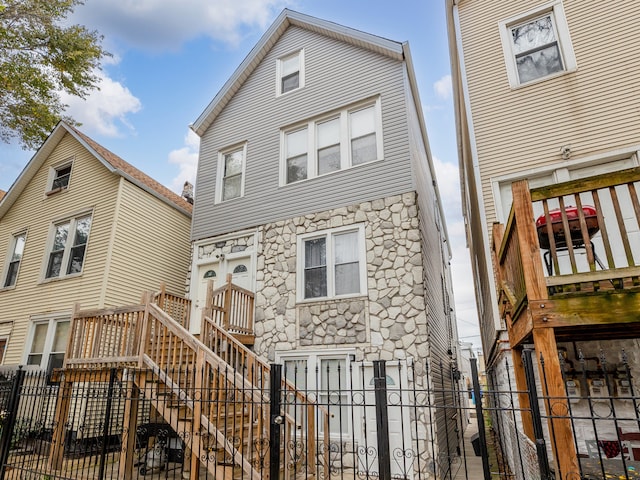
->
[296,224,367,302]
[276,48,305,97]
[215,142,247,204]
[280,97,383,186]
[0,229,27,290]
[498,0,576,89]
[22,313,71,370]
[40,211,93,282]
[45,157,74,196]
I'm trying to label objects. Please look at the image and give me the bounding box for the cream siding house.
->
[0,121,192,370]
[189,9,461,472]
[448,0,640,474]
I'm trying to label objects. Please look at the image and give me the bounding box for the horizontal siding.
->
[0,134,120,365]
[458,0,640,227]
[192,26,413,240]
[104,180,191,306]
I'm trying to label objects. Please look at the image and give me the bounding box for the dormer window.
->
[47,161,73,194]
[277,50,305,96]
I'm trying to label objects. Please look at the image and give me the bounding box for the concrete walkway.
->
[453,414,488,480]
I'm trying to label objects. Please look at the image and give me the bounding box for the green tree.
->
[0,0,109,149]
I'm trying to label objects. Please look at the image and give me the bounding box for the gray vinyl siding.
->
[406,74,459,458]
[192,26,413,240]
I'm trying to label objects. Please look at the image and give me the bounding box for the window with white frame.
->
[499,1,576,87]
[3,232,26,288]
[45,214,92,279]
[277,50,304,95]
[26,317,70,376]
[47,162,73,193]
[217,145,246,203]
[282,99,382,185]
[298,225,366,301]
[280,351,353,437]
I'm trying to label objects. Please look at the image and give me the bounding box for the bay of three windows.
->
[218,99,382,203]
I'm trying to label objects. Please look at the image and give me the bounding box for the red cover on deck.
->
[535,205,599,249]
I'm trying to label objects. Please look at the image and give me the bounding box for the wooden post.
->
[201,279,214,336]
[512,180,578,479]
[190,349,205,480]
[138,292,152,368]
[48,379,73,471]
[223,274,233,330]
[511,346,534,440]
[119,373,140,480]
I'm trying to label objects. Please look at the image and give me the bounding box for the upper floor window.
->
[47,161,73,194]
[216,144,246,203]
[3,232,26,288]
[45,214,92,279]
[282,99,383,185]
[297,225,366,301]
[277,50,304,95]
[499,1,576,88]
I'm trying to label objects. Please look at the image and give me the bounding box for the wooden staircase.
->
[53,277,328,479]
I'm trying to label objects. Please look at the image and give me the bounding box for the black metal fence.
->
[0,349,636,480]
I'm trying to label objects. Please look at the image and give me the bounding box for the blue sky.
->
[0,0,481,348]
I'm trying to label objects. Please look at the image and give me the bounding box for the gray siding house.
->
[189,9,460,475]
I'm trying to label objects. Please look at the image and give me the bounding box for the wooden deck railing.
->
[63,289,328,478]
[496,168,640,304]
[202,274,255,338]
[153,283,191,330]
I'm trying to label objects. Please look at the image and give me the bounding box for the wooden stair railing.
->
[203,274,255,340]
[152,282,191,330]
[62,291,329,479]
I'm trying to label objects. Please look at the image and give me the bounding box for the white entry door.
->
[192,254,254,333]
[358,361,413,480]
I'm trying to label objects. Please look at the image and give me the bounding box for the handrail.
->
[152,282,191,329]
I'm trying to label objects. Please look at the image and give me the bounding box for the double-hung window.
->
[26,316,69,376]
[282,99,382,185]
[277,50,304,95]
[499,1,576,87]
[217,145,246,203]
[45,214,92,279]
[47,161,73,194]
[3,232,26,288]
[298,225,366,301]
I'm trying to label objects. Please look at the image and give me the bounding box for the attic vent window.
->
[47,162,73,194]
[277,50,305,96]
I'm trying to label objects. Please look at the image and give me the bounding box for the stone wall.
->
[253,191,430,368]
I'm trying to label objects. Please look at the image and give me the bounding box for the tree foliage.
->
[0,0,109,149]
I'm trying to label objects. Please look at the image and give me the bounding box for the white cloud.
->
[169,130,200,194]
[434,74,452,101]
[61,71,142,137]
[72,0,293,50]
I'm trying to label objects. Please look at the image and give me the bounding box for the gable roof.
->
[0,121,193,218]
[191,9,405,136]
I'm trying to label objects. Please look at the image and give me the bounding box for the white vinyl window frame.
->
[42,211,93,281]
[296,224,367,302]
[499,1,576,88]
[24,313,71,375]
[2,230,27,289]
[215,143,247,204]
[276,49,305,96]
[46,158,74,195]
[280,98,383,186]
[277,349,355,438]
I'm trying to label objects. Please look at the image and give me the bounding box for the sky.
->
[0,0,482,351]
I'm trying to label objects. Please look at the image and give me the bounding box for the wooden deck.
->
[491,167,640,477]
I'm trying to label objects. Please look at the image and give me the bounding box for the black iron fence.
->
[0,350,636,480]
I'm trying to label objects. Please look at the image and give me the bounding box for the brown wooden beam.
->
[507,309,533,347]
[511,346,534,441]
[530,291,640,328]
[532,327,579,480]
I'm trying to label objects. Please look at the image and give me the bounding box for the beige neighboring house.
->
[0,121,192,372]
[448,0,640,474]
